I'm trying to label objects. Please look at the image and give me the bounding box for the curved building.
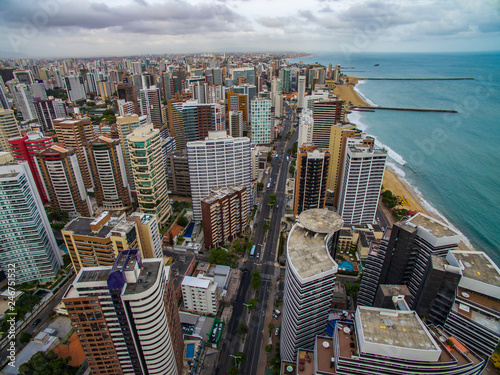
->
[281,208,343,361]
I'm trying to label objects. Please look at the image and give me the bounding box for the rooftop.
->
[298,208,344,234]
[63,217,113,238]
[451,251,500,287]
[182,275,211,289]
[124,260,161,295]
[77,268,111,283]
[357,306,440,353]
[287,224,338,280]
[406,213,459,239]
[315,336,336,374]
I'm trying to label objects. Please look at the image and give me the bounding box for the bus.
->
[267,183,271,190]
[250,245,256,258]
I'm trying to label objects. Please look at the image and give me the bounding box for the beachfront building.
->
[63,250,184,375]
[337,144,387,224]
[358,214,463,324]
[311,98,345,150]
[444,250,500,356]
[127,123,172,226]
[187,131,251,222]
[250,98,272,144]
[281,209,342,361]
[293,144,330,217]
[0,161,62,283]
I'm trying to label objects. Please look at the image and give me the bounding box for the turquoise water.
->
[289,52,500,263]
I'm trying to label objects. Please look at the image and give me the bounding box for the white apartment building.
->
[0,161,62,283]
[250,98,272,145]
[187,131,251,222]
[182,275,220,315]
[281,209,342,361]
[297,75,306,109]
[297,109,313,147]
[116,115,142,190]
[338,145,387,225]
[64,76,86,102]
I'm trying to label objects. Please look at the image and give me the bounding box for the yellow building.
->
[0,109,20,153]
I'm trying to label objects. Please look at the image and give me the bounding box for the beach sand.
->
[334,76,434,218]
[333,76,370,107]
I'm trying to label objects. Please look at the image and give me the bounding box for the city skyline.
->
[0,0,499,58]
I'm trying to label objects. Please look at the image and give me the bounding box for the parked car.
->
[32,319,41,327]
[275,327,280,336]
[273,314,278,319]
[274,309,281,316]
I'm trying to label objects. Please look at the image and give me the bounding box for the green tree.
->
[257,182,264,191]
[268,194,277,208]
[251,269,261,290]
[267,152,272,162]
[228,367,239,375]
[268,322,275,334]
[265,344,272,353]
[62,254,71,267]
[289,165,295,175]
[19,331,32,345]
[169,232,174,246]
[246,297,260,312]
[231,351,247,367]
[209,248,229,265]
[177,216,189,227]
[235,321,249,336]
[19,350,77,375]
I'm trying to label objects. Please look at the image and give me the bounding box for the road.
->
[0,274,75,365]
[216,103,297,375]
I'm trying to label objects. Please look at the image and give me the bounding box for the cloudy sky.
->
[0,0,499,58]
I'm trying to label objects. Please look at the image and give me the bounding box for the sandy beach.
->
[334,76,434,219]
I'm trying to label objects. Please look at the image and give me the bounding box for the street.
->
[216,103,297,375]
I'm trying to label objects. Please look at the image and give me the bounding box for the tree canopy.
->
[19,351,77,375]
[209,248,229,265]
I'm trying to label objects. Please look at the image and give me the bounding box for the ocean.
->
[288,52,500,263]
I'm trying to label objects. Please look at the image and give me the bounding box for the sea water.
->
[288,52,500,263]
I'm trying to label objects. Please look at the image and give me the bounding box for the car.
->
[256,253,260,258]
[273,314,278,319]
[274,309,281,316]
[377,217,380,222]
[275,328,280,336]
[32,319,41,327]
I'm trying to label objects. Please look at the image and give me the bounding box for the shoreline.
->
[335,76,472,249]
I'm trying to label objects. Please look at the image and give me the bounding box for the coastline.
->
[334,76,440,221]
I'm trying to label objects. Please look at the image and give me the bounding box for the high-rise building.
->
[64,76,86,102]
[227,92,248,129]
[31,81,47,100]
[140,86,163,129]
[36,145,93,217]
[116,115,142,190]
[293,144,330,216]
[232,67,255,86]
[98,80,112,100]
[63,250,184,375]
[117,84,140,115]
[85,135,131,211]
[358,214,462,315]
[0,161,62,283]
[444,250,500,356]
[281,208,342,361]
[0,76,9,109]
[228,110,243,138]
[33,98,68,131]
[338,144,387,224]
[250,98,272,145]
[182,100,217,143]
[201,185,248,249]
[166,150,191,197]
[127,212,163,259]
[53,117,94,190]
[127,123,172,226]
[311,98,345,149]
[187,131,251,222]
[0,108,21,153]
[297,109,314,147]
[166,100,185,150]
[11,83,37,121]
[321,305,486,374]
[8,131,53,203]
[327,123,357,203]
[297,75,306,109]
[13,70,34,85]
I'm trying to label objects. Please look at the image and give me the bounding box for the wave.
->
[385,163,474,250]
[353,82,378,107]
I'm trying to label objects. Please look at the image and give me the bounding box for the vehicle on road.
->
[32,319,41,327]
[250,245,256,258]
[256,252,260,258]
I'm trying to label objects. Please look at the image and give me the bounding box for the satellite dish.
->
[323,341,330,348]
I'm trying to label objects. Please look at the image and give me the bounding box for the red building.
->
[8,131,53,203]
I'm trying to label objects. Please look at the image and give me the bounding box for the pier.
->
[359,78,474,81]
[351,106,458,113]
